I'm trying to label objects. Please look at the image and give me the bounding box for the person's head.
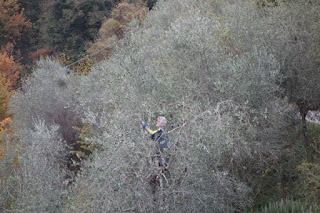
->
[156,116,167,127]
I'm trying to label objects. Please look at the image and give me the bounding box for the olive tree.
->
[12,121,68,212]
[5,0,308,211]
[218,0,320,130]
[64,0,293,212]
[0,134,18,212]
[9,59,79,141]
[8,59,79,212]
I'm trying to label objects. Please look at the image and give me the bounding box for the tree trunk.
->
[300,109,308,146]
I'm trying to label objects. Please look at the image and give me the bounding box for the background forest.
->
[1,0,320,212]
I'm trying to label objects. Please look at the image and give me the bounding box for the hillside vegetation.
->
[1,0,320,212]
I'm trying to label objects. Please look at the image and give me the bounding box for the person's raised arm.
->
[142,121,158,135]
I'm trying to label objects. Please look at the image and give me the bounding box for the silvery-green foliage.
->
[6,0,309,211]
[218,0,320,111]
[12,120,68,212]
[9,59,79,143]
[65,101,251,213]
[7,59,78,212]
[0,135,18,212]
[271,0,320,111]
[64,0,294,212]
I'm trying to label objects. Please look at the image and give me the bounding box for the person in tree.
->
[142,116,170,168]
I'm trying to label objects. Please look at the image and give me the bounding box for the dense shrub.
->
[5,0,319,212]
[12,121,68,212]
[63,0,294,212]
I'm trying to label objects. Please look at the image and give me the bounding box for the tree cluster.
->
[1,0,319,212]
[87,1,148,61]
[16,0,154,64]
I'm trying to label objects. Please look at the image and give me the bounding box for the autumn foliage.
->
[0,53,22,91]
[87,1,148,61]
[96,1,148,41]
[0,54,19,169]
[0,118,12,159]
[0,0,31,47]
[0,0,29,123]
[0,74,13,121]
[57,53,93,75]
[0,65,16,167]
[0,0,30,133]
[28,47,55,63]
